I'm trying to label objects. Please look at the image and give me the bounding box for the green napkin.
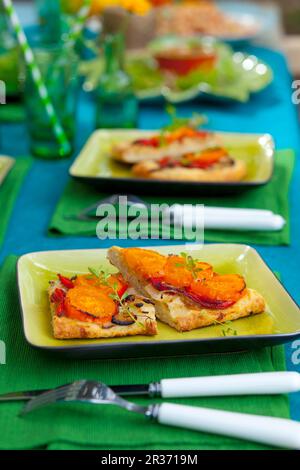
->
[49,149,294,246]
[0,256,289,450]
[0,157,32,249]
[0,102,25,123]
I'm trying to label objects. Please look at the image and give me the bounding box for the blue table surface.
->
[1,45,300,423]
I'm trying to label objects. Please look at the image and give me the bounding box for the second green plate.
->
[70,130,274,196]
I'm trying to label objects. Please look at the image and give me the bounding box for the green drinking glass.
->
[35,0,78,44]
[95,33,138,130]
[0,7,21,98]
[35,0,62,44]
[24,41,79,159]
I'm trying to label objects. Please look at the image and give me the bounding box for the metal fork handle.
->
[155,403,300,450]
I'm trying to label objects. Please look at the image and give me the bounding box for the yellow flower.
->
[119,0,151,15]
[62,0,151,16]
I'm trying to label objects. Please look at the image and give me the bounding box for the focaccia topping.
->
[157,147,232,171]
[123,248,246,310]
[186,274,246,309]
[123,248,166,279]
[162,255,213,287]
[50,273,129,325]
[133,128,210,148]
[65,286,117,321]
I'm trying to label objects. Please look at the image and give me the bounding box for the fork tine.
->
[20,384,71,416]
[28,385,71,406]
[20,392,63,415]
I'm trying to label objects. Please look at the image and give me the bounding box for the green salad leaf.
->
[79,41,273,104]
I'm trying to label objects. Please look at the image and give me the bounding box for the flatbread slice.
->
[112,131,221,164]
[107,247,266,333]
[49,277,157,339]
[132,158,247,182]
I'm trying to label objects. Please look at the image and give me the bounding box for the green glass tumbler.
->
[95,33,138,130]
[0,7,21,98]
[24,42,79,159]
[35,0,62,44]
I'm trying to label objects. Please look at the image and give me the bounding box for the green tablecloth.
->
[0,255,289,450]
[0,157,32,249]
[49,149,294,246]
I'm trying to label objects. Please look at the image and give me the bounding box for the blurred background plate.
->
[215,1,276,46]
[81,40,273,104]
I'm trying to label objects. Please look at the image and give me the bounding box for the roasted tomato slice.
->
[185,148,228,169]
[74,273,128,298]
[162,255,193,288]
[123,248,166,280]
[65,285,116,324]
[74,275,99,288]
[162,256,213,288]
[105,274,128,295]
[64,298,103,324]
[166,127,199,144]
[189,274,246,308]
[194,262,214,281]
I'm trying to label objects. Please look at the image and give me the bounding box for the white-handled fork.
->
[21,380,300,450]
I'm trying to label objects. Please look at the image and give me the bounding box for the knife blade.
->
[0,383,157,402]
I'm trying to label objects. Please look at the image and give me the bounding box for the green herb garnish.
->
[213,319,238,337]
[163,104,207,132]
[175,252,204,279]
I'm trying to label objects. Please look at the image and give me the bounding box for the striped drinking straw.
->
[67,0,92,46]
[1,0,71,156]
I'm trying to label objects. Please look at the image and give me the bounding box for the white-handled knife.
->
[1,371,300,401]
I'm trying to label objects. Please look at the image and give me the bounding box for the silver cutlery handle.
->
[157,403,300,450]
[160,372,300,398]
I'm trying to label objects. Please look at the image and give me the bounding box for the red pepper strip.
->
[117,283,129,299]
[58,274,74,289]
[159,156,172,168]
[50,288,66,304]
[56,301,65,317]
[159,156,182,169]
[188,160,217,169]
[134,137,160,148]
[196,130,209,138]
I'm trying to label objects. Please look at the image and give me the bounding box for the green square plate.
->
[0,155,14,186]
[17,244,300,359]
[69,130,274,196]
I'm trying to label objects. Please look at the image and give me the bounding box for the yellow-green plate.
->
[17,244,300,359]
[70,130,274,196]
[0,155,14,186]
